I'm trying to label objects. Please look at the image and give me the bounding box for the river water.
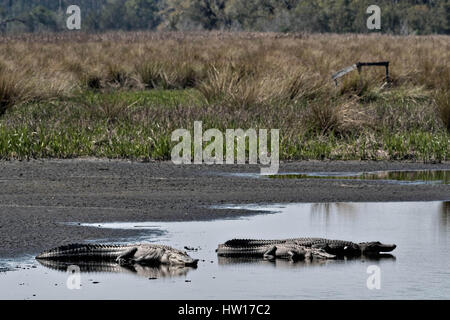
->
[0,201,449,299]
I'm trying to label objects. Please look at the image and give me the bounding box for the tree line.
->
[0,0,448,34]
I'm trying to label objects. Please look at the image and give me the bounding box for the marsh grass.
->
[197,65,264,108]
[136,60,201,90]
[435,89,450,131]
[0,32,448,161]
[0,70,34,116]
[77,93,139,123]
[84,73,102,90]
[105,63,131,88]
[136,62,165,89]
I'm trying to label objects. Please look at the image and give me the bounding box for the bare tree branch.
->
[0,18,27,28]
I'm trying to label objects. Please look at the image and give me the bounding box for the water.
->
[227,170,450,185]
[269,170,450,185]
[0,201,449,299]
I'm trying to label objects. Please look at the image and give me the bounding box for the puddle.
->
[1,201,449,299]
[261,170,449,185]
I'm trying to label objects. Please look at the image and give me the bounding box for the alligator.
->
[216,238,396,259]
[216,243,335,261]
[36,243,199,267]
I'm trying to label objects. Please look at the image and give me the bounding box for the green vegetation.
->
[0,32,449,161]
[1,88,448,162]
[0,0,449,34]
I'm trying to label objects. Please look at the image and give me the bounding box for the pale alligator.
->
[216,242,336,261]
[216,238,396,259]
[36,243,199,267]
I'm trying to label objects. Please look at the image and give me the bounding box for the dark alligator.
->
[36,243,199,267]
[216,238,396,259]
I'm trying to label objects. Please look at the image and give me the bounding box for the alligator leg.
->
[119,264,138,273]
[308,248,336,260]
[264,246,306,261]
[116,247,138,265]
[263,246,277,260]
[287,250,305,261]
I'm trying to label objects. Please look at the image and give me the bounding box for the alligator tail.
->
[36,243,127,261]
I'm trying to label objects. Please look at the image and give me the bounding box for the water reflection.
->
[311,203,358,218]
[217,254,396,267]
[440,202,450,233]
[37,260,195,278]
[218,256,331,267]
[269,170,450,184]
[362,170,449,184]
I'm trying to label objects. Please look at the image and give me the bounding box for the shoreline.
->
[0,160,449,258]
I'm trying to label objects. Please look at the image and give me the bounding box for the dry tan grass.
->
[0,66,35,116]
[0,32,449,133]
[1,32,448,92]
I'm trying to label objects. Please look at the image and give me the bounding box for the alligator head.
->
[162,250,199,267]
[358,241,396,254]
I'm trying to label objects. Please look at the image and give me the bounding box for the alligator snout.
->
[360,241,397,253]
[186,259,199,267]
[381,244,396,252]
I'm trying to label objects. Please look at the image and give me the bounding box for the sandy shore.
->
[0,159,449,258]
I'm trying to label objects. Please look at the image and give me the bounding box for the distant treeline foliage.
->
[0,0,448,34]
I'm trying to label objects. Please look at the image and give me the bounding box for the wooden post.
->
[332,61,390,85]
[356,61,390,82]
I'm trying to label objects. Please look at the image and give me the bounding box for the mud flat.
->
[0,159,449,258]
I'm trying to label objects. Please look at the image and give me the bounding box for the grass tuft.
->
[435,89,450,131]
[0,71,33,116]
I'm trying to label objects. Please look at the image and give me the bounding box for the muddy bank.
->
[0,159,449,257]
